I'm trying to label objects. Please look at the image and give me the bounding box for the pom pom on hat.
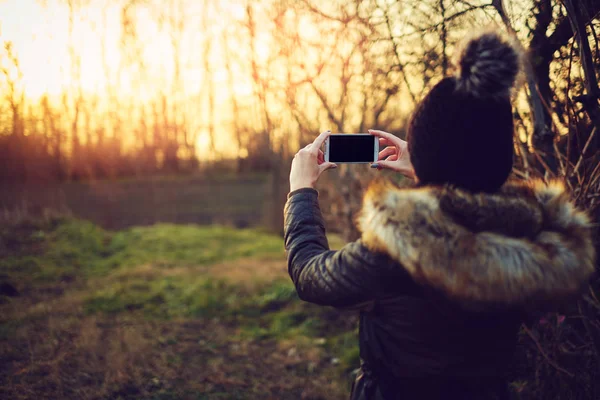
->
[453,26,524,99]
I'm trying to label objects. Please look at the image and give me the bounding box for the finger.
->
[378,137,393,146]
[310,130,332,152]
[296,143,311,156]
[385,154,399,162]
[369,129,403,147]
[317,149,325,164]
[375,160,396,171]
[378,147,397,160]
[318,162,337,173]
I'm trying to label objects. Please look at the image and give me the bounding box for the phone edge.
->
[373,135,379,163]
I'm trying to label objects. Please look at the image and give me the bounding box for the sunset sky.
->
[0,0,263,100]
[1,0,118,97]
[0,0,279,157]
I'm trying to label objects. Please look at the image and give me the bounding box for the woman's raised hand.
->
[369,129,415,179]
[289,130,337,192]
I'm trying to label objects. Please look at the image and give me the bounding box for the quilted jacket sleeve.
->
[283,188,403,308]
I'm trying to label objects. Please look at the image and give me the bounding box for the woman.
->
[283,28,595,399]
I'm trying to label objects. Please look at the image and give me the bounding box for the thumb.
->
[374,160,394,170]
[319,162,338,173]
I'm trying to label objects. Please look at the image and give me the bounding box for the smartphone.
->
[324,134,379,164]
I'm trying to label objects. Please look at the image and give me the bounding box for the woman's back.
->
[357,295,521,399]
[284,180,594,399]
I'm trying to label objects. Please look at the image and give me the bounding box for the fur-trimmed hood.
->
[358,179,596,308]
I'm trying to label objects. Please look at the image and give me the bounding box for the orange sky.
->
[0,0,264,98]
[0,0,277,158]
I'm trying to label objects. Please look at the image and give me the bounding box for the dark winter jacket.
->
[283,179,595,400]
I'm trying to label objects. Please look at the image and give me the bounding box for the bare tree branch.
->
[563,0,600,131]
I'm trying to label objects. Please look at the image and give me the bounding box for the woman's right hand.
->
[368,129,415,179]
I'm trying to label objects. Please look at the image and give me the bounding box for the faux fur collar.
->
[358,179,596,307]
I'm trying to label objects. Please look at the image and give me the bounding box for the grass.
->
[1,219,284,282]
[83,277,241,318]
[0,216,357,400]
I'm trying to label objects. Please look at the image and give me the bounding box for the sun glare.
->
[0,0,271,158]
[0,0,258,100]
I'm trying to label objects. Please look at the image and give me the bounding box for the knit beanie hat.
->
[407,27,523,192]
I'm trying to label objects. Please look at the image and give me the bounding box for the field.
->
[0,216,357,400]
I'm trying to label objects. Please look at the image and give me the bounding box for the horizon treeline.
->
[0,0,598,184]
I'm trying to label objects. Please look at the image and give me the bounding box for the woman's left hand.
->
[289,130,338,192]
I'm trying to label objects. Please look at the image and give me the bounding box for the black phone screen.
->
[328,135,375,163]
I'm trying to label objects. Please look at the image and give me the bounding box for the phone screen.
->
[328,135,375,163]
